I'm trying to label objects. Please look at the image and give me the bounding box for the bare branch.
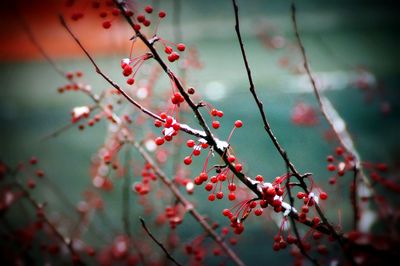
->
[139,217,182,266]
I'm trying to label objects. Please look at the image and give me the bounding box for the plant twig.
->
[12,176,84,265]
[291,2,359,264]
[286,177,319,265]
[139,217,182,266]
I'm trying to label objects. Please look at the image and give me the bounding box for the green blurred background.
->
[0,0,399,265]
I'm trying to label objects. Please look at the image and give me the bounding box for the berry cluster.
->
[133,163,157,195]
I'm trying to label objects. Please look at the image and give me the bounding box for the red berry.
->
[143,20,151,27]
[234,120,243,128]
[186,139,195,148]
[126,78,135,85]
[27,179,36,189]
[208,194,215,201]
[235,163,243,172]
[193,149,201,156]
[228,183,236,191]
[319,192,328,200]
[183,156,192,165]
[144,5,153,13]
[158,11,166,18]
[212,121,220,129]
[327,164,336,171]
[155,137,164,146]
[205,183,213,191]
[165,46,173,54]
[255,175,263,182]
[177,43,186,51]
[29,157,38,165]
[222,209,231,216]
[111,8,120,16]
[254,209,263,216]
[297,192,306,199]
[188,87,195,94]
[137,15,145,22]
[216,191,224,199]
[228,192,236,201]
[199,172,208,182]
[102,21,111,29]
[336,146,344,155]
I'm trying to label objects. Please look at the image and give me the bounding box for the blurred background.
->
[0,0,399,265]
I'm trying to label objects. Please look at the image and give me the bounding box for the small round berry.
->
[319,192,328,200]
[187,87,195,94]
[228,155,236,163]
[155,137,164,146]
[255,175,263,182]
[208,194,215,201]
[228,183,236,191]
[186,139,195,148]
[144,5,153,13]
[111,8,120,16]
[126,78,135,85]
[183,156,192,165]
[235,163,243,172]
[254,209,263,216]
[204,182,213,191]
[228,192,236,201]
[102,21,111,29]
[164,46,173,54]
[326,155,334,162]
[143,20,151,27]
[336,146,344,155]
[177,43,186,52]
[216,191,224,199]
[137,15,145,23]
[193,149,201,156]
[234,120,243,128]
[27,179,36,189]
[158,11,166,18]
[327,164,336,171]
[297,192,306,199]
[222,209,231,217]
[199,172,208,182]
[29,157,38,165]
[212,121,220,129]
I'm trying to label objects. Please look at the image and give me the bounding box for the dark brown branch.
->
[231,0,301,177]
[114,0,337,238]
[60,15,214,142]
[114,0,261,199]
[13,178,84,265]
[122,149,132,237]
[139,217,182,266]
[286,177,319,265]
[291,3,357,265]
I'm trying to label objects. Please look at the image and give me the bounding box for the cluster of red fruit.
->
[154,113,181,146]
[326,146,355,185]
[133,163,157,195]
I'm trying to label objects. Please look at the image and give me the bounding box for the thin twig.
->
[231,0,300,177]
[114,0,262,199]
[139,217,182,266]
[13,176,84,265]
[291,2,358,264]
[231,0,340,240]
[286,177,319,265]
